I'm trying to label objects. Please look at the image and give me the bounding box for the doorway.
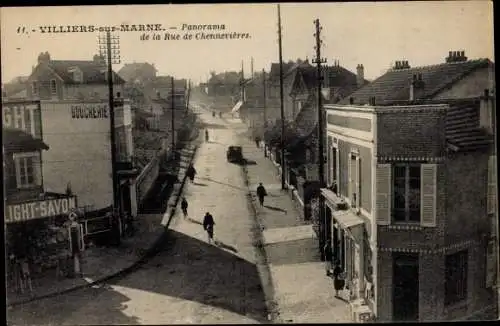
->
[120,183,132,216]
[392,253,419,321]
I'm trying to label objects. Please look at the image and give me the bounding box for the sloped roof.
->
[444,98,493,152]
[3,128,49,153]
[48,60,125,85]
[340,58,493,105]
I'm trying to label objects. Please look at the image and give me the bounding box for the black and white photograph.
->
[2,1,497,324]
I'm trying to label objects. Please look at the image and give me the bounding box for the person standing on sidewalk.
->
[181,197,189,218]
[256,183,268,206]
[333,261,345,297]
[203,212,215,244]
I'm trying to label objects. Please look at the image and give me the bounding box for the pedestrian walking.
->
[186,164,197,183]
[203,212,215,244]
[181,197,188,218]
[255,136,261,148]
[205,129,210,142]
[333,261,345,297]
[256,182,267,206]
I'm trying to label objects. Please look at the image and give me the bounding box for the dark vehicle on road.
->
[226,146,243,163]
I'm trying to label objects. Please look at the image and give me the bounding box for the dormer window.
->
[32,81,39,96]
[50,79,57,95]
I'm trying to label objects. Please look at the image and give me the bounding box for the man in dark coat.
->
[203,212,215,244]
[181,197,188,218]
[256,182,267,206]
[186,164,196,182]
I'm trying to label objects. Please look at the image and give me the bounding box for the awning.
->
[3,128,49,153]
[231,100,244,113]
[332,209,364,230]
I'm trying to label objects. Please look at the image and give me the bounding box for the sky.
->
[1,2,494,85]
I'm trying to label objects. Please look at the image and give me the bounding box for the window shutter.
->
[376,164,391,225]
[487,155,496,215]
[356,157,361,208]
[336,149,340,194]
[421,164,437,227]
[33,153,42,186]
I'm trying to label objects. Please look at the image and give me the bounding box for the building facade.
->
[26,52,125,101]
[3,100,79,283]
[321,98,496,321]
[39,98,137,237]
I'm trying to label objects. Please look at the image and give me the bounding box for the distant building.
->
[26,52,125,101]
[118,62,157,84]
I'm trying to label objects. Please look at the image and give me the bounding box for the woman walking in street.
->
[203,212,215,244]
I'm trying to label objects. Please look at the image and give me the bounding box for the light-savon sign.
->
[5,197,77,223]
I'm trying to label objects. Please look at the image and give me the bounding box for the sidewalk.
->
[7,141,200,308]
[238,122,351,323]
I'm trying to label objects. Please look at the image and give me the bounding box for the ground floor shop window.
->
[445,250,468,306]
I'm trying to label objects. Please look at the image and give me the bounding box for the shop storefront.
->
[322,188,375,321]
[5,195,83,292]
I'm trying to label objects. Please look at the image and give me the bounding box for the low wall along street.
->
[5,196,77,223]
[136,155,161,206]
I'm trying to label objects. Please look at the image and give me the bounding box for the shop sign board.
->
[5,196,77,223]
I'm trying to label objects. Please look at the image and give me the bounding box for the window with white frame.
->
[349,152,360,209]
[328,144,338,188]
[393,164,421,222]
[50,79,57,95]
[376,163,437,227]
[32,81,39,95]
[13,152,42,188]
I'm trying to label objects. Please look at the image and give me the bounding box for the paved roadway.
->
[7,108,270,325]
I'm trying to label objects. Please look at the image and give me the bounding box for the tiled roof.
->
[3,128,49,153]
[340,59,493,105]
[48,60,125,85]
[269,61,311,82]
[445,98,493,152]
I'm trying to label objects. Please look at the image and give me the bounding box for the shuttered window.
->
[393,164,422,223]
[487,155,496,215]
[349,152,360,209]
[421,164,437,227]
[376,164,391,225]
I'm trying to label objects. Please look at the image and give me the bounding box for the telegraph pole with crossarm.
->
[313,18,328,261]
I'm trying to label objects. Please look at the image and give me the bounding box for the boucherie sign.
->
[5,197,77,223]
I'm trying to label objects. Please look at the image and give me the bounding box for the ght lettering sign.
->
[2,101,42,138]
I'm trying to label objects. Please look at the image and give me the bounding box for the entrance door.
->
[120,183,132,216]
[392,253,419,321]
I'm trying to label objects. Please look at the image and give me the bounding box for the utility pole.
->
[278,3,286,190]
[98,31,121,245]
[313,18,327,260]
[171,76,175,151]
[262,69,267,127]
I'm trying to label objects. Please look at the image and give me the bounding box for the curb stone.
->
[241,164,282,324]
[7,132,200,308]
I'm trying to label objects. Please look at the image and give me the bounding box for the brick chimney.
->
[356,64,365,88]
[446,50,468,63]
[37,51,51,64]
[393,60,410,70]
[409,73,425,101]
[480,88,494,133]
